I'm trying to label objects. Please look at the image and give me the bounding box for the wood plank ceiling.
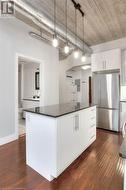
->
[22,0,126,46]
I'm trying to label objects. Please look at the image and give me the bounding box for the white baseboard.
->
[0,133,18,146]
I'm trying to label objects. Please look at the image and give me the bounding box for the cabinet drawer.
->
[89,134,96,144]
[90,116,96,125]
[90,108,96,117]
[89,126,96,137]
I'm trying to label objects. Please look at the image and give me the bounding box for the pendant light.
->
[64,0,70,54]
[81,15,86,62]
[74,7,79,59]
[52,0,58,47]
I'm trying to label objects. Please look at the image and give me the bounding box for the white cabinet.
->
[91,49,121,72]
[26,106,96,181]
[91,53,104,72]
[120,102,126,129]
[57,113,81,175]
[121,50,126,86]
[56,106,96,176]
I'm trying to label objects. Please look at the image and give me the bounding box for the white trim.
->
[0,133,18,146]
[15,53,44,138]
[124,160,126,190]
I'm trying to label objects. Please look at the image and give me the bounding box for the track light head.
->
[81,53,86,62]
[74,48,79,59]
[52,34,58,47]
[64,43,70,54]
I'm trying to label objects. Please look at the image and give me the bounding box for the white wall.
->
[59,57,73,103]
[59,53,91,104]
[22,62,40,99]
[0,18,59,144]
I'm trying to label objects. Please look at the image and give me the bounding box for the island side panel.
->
[26,112,57,181]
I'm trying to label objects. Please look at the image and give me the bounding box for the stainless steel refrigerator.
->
[93,72,120,132]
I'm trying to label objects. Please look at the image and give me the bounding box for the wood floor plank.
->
[0,129,124,190]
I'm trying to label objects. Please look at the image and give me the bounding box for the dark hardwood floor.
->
[0,129,124,190]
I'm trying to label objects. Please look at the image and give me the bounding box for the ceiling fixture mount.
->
[52,0,59,47]
[64,0,70,54]
[71,0,84,17]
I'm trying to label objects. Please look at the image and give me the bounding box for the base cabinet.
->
[26,106,96,181]
[56,107,96,176]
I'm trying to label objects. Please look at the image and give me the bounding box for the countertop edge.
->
[24,105,96,118]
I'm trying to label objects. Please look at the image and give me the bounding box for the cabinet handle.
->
[90,124,95,128]
[74,115,79,131]
[91,117,95,120]
[120,103,122,112]
[105,60,106,69]
[103,61,104,69]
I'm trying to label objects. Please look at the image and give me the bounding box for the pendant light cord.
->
[75,7,77,47]
[82,16,84,53]
[54,0,56,33]
[65,0,68,42]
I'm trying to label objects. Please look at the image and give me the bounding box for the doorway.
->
[16,55,43,137]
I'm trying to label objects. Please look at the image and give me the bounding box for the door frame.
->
[15,53,44,138]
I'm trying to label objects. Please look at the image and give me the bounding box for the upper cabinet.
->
[91,49,121,72]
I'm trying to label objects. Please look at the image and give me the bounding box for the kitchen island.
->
[25,102,96,181]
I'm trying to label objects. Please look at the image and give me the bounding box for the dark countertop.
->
[119,136,126,159]
[24,102,96,118]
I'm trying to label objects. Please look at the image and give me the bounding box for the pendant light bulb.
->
[52,34,58,47]
[64,44,70,54]
[81,53,86,62]
[74,49,79,59]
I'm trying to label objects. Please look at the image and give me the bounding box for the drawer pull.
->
[91,117,95,120]
[90,124,95,128]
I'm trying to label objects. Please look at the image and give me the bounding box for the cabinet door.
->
[80,109,90,147]
[104,49,121,71]
[91,53,104,72]
[57,112,81,175]
[121,50,126,86]
[120,102,126,129]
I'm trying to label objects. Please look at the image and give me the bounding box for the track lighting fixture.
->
[52,0,59,47]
